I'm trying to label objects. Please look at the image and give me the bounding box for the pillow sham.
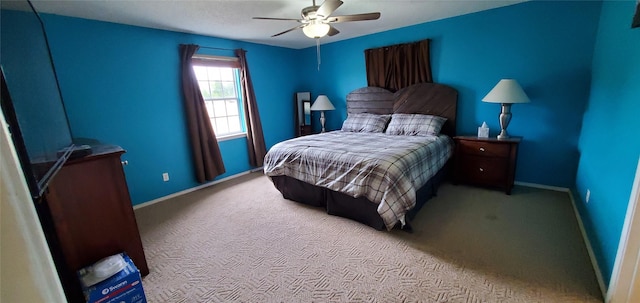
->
[385,113,447,136]
[341,113,391,133]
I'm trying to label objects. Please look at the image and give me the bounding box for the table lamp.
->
[482,79,530,140]
[310,95,335,133]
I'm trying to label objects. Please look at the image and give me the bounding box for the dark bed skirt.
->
[270,167,448,230]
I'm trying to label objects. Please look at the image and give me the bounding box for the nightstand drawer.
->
[459,156,508,185]
[458,140,510,158]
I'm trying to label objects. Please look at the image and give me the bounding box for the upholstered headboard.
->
[346,83,458,137]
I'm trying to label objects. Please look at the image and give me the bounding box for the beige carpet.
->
[134,172,602,302]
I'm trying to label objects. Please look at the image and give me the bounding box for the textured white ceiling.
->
[5,0,526,49]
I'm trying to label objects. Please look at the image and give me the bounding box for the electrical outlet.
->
[586,189,591,203]
[162,172,169,182]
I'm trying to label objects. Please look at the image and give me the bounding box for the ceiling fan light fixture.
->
[303,20,330,38]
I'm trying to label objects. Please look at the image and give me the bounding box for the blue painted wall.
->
[35,15,302,205]
[574,0,640,286]
[300,1,602,188]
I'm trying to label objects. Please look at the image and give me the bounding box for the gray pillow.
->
[385,113,447,136]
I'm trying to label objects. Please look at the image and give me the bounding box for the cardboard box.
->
[79,253,147,303]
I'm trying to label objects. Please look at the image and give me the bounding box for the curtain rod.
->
[198,46,247,52]
[364,39,429,51]
[193,54,238,62]
[179,44,247,52]
[199,46,234,51]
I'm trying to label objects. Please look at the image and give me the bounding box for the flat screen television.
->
[1,0,74,200]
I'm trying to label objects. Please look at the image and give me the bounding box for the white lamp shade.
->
[310,95,335,111]
[303,21,330,38]
[482,79,530,104]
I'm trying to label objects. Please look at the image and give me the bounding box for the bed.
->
[263,82,458,231]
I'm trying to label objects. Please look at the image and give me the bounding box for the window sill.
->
[217,133,247,142]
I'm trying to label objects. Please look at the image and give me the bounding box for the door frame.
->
[0,111,66,302]
[606,156,640,302]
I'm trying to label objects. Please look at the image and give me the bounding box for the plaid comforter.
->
[263,131,453,230]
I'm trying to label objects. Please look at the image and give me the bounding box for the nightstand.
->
[299,125,312,136]
[453,136,521,194]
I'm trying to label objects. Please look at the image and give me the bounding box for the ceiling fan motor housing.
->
[302,6,321,20]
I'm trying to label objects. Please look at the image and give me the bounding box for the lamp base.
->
[497,103,512,140]
[497,132,510,140]
[319,111,326,133]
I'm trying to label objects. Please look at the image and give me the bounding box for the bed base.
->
[270,166,448,231]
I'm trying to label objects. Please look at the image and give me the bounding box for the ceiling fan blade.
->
[329,12,381,23]
[253,17,302,22]
[271,25,304,37]
[327,25,340,36]
[316,0,343,18]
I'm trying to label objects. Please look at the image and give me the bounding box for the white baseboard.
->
[514,181,570,193]
[133,169,260,210]
[567,189,608,298]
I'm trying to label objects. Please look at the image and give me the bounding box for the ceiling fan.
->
[253,0,381,39]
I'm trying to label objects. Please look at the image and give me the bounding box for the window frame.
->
[191,55,246,141]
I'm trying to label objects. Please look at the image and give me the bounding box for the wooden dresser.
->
[38,145,148,302]
[453,136,521,194]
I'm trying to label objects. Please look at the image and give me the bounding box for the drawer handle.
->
[479,167,484,172]
[479,147,485,152]
[121,160,129,166]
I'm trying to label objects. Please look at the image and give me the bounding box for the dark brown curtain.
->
[364,39,433,92]
[179,44,225,183]
[235,49,267,167]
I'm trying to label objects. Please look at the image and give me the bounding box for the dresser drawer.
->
[458,140,511,158]
[459,155,508,185]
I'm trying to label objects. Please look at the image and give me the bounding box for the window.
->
[192,57,245,139]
